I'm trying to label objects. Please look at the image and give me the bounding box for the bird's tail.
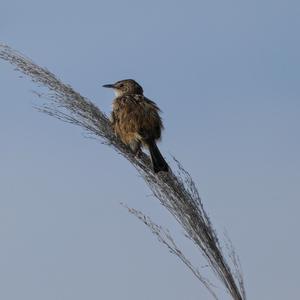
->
[147,140,169,173]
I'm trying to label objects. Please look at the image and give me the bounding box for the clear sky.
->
[1,1,299,299]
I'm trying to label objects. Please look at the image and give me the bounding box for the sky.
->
[1,0,300,299]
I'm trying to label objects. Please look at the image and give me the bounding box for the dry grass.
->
[0,43,246,300]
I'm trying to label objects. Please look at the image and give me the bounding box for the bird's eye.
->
[119,84,124,88]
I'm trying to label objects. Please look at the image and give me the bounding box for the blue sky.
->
[1,1,300,299]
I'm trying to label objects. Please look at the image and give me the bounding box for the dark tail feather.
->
[148,140,169,173]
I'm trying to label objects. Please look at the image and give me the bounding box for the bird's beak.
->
[102,84,115,88]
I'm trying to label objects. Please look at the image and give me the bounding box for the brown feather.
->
[108,79,168,173]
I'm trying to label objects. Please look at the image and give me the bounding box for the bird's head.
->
[103,79,143,97]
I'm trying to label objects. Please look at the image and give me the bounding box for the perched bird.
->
[103,79,169,173]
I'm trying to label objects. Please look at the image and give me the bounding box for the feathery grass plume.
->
[0,44,246,300]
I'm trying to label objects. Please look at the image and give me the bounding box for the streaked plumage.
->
[103,79,169,173]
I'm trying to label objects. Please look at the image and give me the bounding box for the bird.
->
[103,79,169,173]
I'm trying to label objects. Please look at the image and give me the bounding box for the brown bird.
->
[103,79,169,173]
